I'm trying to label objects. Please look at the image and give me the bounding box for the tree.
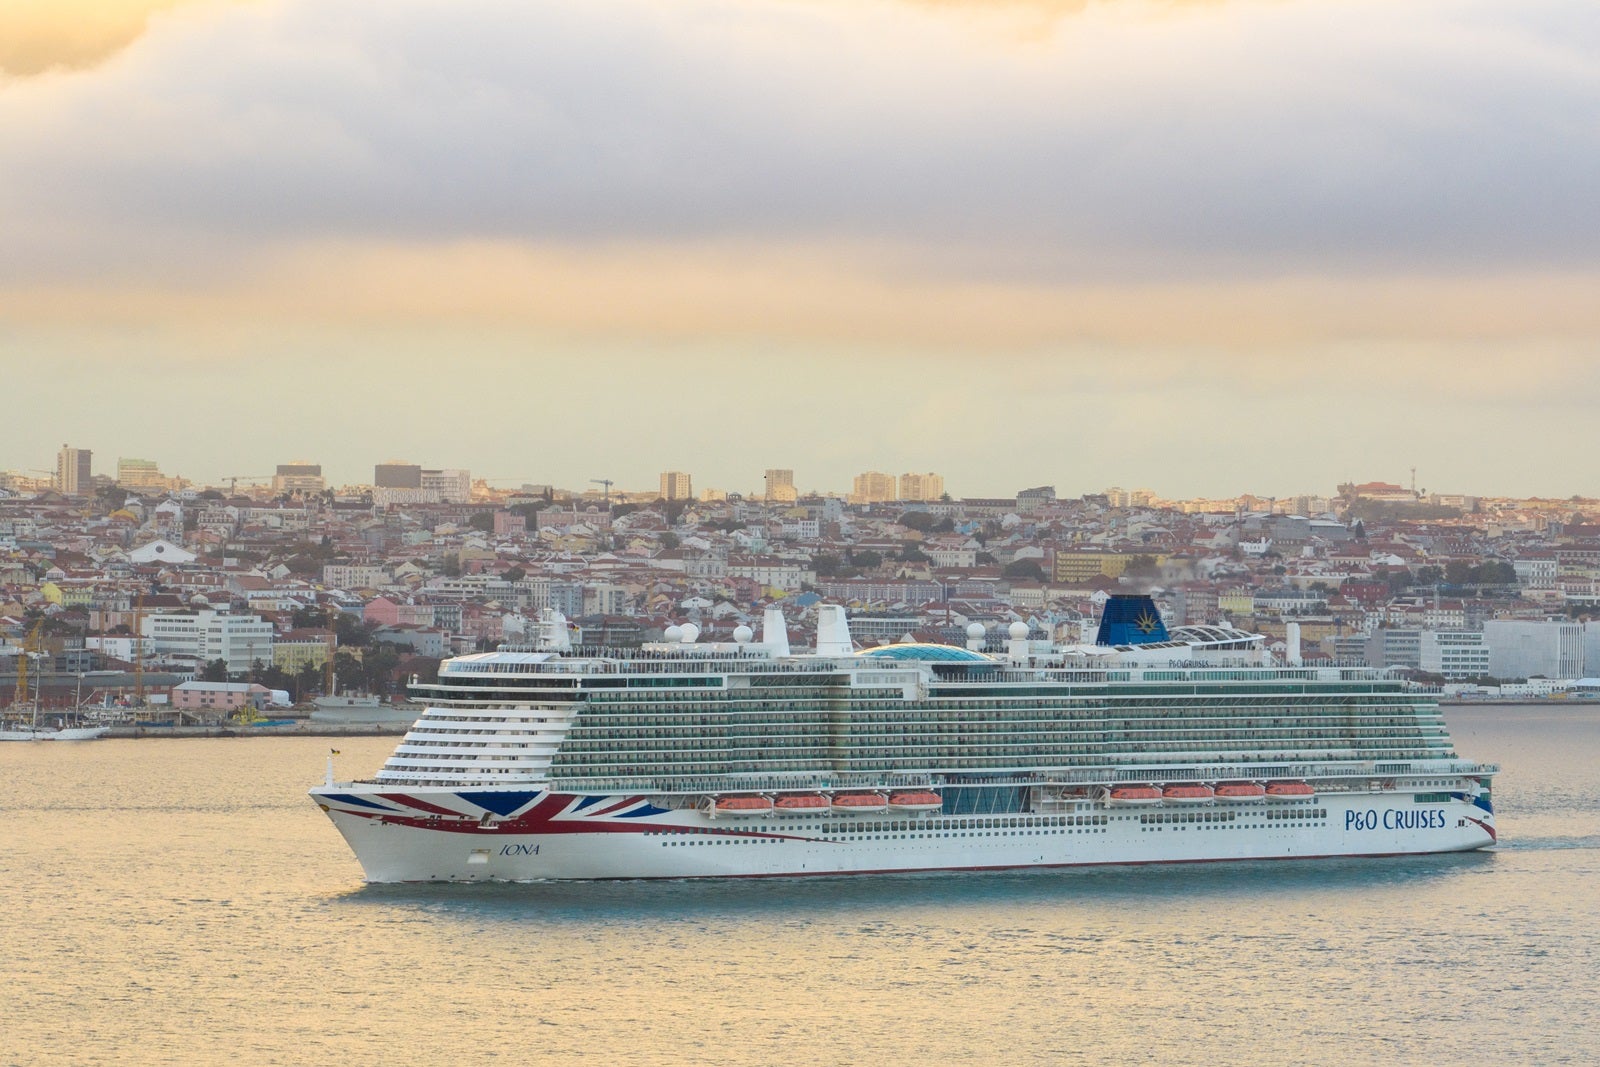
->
[897,511,935,532]
[851,550,883,570]
[1124,554,1159,578]
[295,661,322,699]
[898,542,930,563]
[1003,559,1045,580]
[200,659,230,682]
[659,532,680,550]
[466,511,495,533]
[502,566,526,583]
[333,651,366,694]
[812,553,842,578]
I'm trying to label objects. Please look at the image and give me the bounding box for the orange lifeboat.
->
[712,795,774,818]
[1162,783,1215,804]
[1214,782,1267,803]
[831,793,889,814]
[888,790,943,812]
[1265,781,1316,798]
[772,794,830,815]
[1105,785,1164,806]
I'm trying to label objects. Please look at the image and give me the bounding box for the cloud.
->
[6,238,1600,349]
[0,0,229,76]
[1,0,1598,357]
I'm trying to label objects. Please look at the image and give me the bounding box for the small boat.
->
[1162,783,1215,804]
[1265,781,1316,798]
[1214,782,1267,803]
[710,795,774,818]
[831,793,889,813]
[888,790,943,812]
[1105,784,1164,806]
[772,794,830,815]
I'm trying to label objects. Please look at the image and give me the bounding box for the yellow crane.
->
[12,620,44,708]
[133,590,146,707]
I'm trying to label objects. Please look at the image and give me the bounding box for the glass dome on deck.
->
[856,643,994,663]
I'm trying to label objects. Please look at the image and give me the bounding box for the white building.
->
[142,610,274,675]
[322,564,388,589]
[1419,631,1491,680]
[1482,619,1584,681]
[421,468,471,504]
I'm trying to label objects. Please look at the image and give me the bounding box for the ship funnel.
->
[1095,595,1170,646]
[762,606,791,656]
[1286,621,1302,667]
[815,604,854,656]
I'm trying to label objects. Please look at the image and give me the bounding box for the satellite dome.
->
[679,623,700,643]
[732,625,753,644]
[966,622,986,639]
[663,625,683,642]
[1009,621,1029,640]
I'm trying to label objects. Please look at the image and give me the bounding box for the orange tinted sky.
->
[3,0,1597,497]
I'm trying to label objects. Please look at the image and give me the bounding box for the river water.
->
[2,705,1595,1066]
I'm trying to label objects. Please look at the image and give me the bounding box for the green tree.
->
[812,553,842,578]
[660,532,680,549]
[897,511,935,532]
[898,542,931,563]
[851,550,883,569]
[466,511,495,533]
[200,659,230,682]
[502,566,526,583]
[1003,559,1045,580]
[1124,554,1159,578]
[333,651,366,693]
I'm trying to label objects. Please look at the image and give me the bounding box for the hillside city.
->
[4,447,1600,719]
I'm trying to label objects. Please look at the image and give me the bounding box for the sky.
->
[2,0,1598,500]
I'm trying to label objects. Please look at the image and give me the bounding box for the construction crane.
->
[222,475,272,495]
[133,590,146,707]
[13,620,44,708]
[590,478,614,505]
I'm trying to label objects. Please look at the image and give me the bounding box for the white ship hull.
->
[311,785,1496,883]
[0,724,110,742]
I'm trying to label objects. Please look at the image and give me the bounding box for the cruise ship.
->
[309,596,1497,882]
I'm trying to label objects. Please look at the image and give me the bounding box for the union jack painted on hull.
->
[311,601,1499,883]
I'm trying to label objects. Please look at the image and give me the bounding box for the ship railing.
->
[1037,757,1490,787]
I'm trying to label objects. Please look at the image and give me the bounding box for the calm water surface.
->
[2,706,1596,1066]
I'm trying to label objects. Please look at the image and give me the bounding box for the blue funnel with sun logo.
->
[1095,595,1170,646]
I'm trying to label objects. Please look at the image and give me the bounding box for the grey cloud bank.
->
[2,0,1598,286]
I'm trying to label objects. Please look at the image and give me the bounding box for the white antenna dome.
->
[1009,621,1029,640]
[679,623,700,643]
[966,622,986,640]
[663,625,683,643]
[732,625,753,644]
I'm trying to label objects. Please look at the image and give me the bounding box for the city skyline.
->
[7,442,1596,509]
[4,1,1598,498]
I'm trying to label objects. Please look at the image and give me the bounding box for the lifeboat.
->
[1105,785,1164,806]
[1162,783,1215,804]
[831,793,889,814]
[772,794,830,815]
[712,795,774,818]
[888,790,943,812]
[1265,781,1316,798]
[1214,782,1267,803]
